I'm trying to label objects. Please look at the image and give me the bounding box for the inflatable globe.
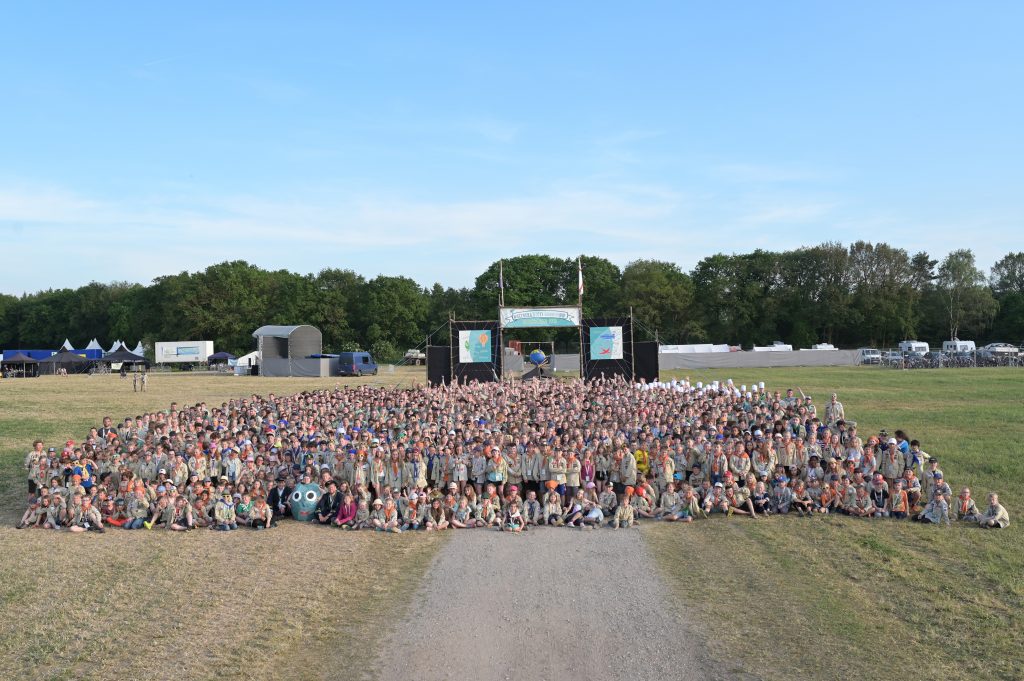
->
[528,349,547,366]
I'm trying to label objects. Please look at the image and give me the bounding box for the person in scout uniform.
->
[790,480,814,517]
[750,481,772,516]
[888,479,909,519]
[213,492,238,531]
[67,496,104,533]
[369,498,387,530]
[825,393,844,427]
[702,482,729,515]
[168,496,194,531]
[914,492,951,526]
[503,500,524,533]
[485,448,508,498]
[619,447,638,495]
[546,451,567,499]
[979,492,1010,529]
[565,453,581,501]
[922,457,943,502]
[629,487,655,519]
[425,497,449,531]
[451,497,474,528]
[250,495,273,529]
[381,498,402,533]
[955,487,982,523]
[350,499,370,529]
[16,497,42,529]
[655,482,680,519]
[522,490,542,527]
[610,487,636,529]
[543,483,563,525]
[770,477,793,514]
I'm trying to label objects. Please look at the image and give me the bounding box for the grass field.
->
[0,367,1020,680]
[647,367,1023,681]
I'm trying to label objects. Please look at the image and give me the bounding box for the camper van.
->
[898,341,929,357]
[338,352,378,376]
[941,339,976,354]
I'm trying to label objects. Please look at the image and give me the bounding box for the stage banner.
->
[499,306,581,329]
[458,330,493,363]
[589,326,623,360]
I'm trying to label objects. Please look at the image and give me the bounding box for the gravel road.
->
[375,526,730,681]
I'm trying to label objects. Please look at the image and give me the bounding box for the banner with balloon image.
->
[459,330,492,363]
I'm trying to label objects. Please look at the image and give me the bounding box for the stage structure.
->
[425,306,659,386]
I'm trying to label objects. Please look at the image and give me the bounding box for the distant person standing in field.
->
[825,393,845,427]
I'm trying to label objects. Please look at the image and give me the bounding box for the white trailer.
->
[154,341,214,364]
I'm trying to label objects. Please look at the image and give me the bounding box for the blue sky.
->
[1,2,1021,294]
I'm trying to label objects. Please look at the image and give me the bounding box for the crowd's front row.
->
[16,468,1011,534]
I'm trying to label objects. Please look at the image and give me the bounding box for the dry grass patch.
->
[0,523,445,681]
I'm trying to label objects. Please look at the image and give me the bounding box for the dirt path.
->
[375,526,728,681]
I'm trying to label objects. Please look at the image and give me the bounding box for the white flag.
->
[578,257,584,299]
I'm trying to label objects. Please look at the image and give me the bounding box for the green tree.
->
[936,249,997,341]
[622,259,699,343]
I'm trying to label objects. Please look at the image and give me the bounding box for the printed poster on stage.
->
[458,330,492,363]
[589,326,623,360]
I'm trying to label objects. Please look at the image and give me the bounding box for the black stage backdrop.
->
[426,346,451,386]
[633,341,660,383]
[449,320,502,384]
[580,317,634,381]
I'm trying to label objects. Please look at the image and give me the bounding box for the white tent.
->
[60,338,75,351]
[85,338,102,351]
[236,350,260,366]
[131,341,145,356]
[107,340,125,355]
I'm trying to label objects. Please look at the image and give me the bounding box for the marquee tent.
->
[38,351,93,375]
[1,352,39,377]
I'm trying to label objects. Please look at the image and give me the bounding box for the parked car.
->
[404,349,426,365]
[923,351,947,364]
[979,342,1019,358]
[882,350,905,365]
[338,351,378,376]
[858,348,882,365]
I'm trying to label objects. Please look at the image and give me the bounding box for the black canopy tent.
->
[1,352,39,378]
[38,351,93,375]
[99,349,150,367]
[207,351,236,362]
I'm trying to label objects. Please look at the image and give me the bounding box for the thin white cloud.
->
[0,180,1012,294]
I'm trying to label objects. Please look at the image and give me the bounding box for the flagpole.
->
[577,256,583,310]
[578,255,584,381]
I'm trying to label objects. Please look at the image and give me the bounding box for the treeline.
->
[1,243,1022,360]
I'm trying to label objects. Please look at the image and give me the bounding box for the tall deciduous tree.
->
[936,249,997,340]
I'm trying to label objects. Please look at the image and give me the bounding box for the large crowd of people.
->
[15,376,1011,533]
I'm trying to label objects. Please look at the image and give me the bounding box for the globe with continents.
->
[528,349,546,366]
